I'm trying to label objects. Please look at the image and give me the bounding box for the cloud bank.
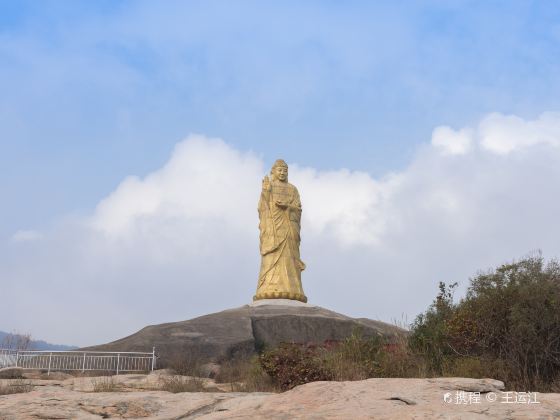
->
[433,112,560,155]
[3,112,560,346]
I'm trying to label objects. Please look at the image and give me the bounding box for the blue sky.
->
[2,1,560,238]
[2,1,560,344]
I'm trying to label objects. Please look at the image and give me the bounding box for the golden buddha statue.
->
[254,159,307,303]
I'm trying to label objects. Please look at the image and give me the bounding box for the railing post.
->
[47,352,52,376]
[151,347,155,371]
[82,353,86,372]
[15,351,19,367]
[116,353,120,375]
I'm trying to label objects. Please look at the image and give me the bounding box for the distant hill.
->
[0,331,77,351]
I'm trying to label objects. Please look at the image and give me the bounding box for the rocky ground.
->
[1,370,560,419]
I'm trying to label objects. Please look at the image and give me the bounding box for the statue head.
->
[270,159,288,182]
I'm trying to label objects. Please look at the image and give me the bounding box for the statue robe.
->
[254,179,307,302]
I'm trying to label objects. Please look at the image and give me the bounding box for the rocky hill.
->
[84,300,405,366]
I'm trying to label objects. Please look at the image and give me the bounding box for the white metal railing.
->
[0,348,156,375]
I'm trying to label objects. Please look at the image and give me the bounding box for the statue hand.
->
[262,176,271,191]
[275,200,288,208]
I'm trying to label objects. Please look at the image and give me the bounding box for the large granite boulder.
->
[3,376,560,418]
[84,300,405,367]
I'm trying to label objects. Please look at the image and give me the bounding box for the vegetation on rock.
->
[410,253,560,391]
[219,254,560,392]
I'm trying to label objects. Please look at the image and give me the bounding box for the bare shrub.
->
[215,357,277,392]
[91,375,119,392]
[259,343,334,391]
[158,375,208,393]
[323,332,382,381]
[1,333,31,351]
[0,379,34,395]
[166,349,206,377]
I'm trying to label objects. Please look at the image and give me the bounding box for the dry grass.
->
[158,375,209,393]
[91,376,120,392]
[166,350,207,377]
[74,370,128,378]
[0,379,34,395]
[215,357,278,392]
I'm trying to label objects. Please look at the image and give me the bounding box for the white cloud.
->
[479,112,560,154]
[294,167,403,246]
[3,112,560,346]
[431,112,560,156]
[431,126,473,155]
[91,135,263,237]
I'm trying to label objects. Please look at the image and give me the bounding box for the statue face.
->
[274,165,288,182]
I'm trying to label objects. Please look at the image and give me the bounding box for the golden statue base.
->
[253,291,308,303]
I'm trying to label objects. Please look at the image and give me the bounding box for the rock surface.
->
[1,375,560,419]
[84,300,405,366]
